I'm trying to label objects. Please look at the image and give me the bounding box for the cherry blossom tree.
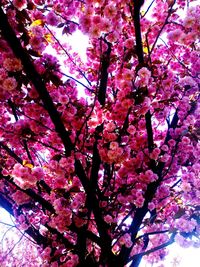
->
[0,0,199,266]
[0,212,42,267]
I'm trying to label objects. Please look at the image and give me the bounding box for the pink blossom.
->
[79,15,92,34]
[124,38,134,49]
[46,11,59,26]
[0,68,8,80]
[2,77,17,91]
[89,24,101,38]
[3,57,22,72]
[106,31,119,43]
[105,122,116,132]
[160,153,170,163]
[181,182,192,192]
[161,145,169,152]
[12,191,31,205]
[104,215,113,224]
[150,148,161,160]
[92,15,102,25]
[12,0,27,10]
[137,67,151,86]
[127,125,136,135]
[168,29,183,42]
[175,234,193,248]
[104,4,117,18]
[109,141,119,150]
[148,202,155,211]
[30,36,46,52]
[31,26,44,37]
[58,94,69,104]
[100,18,112,32]
[135,195,145,208]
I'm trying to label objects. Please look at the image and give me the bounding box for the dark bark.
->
[0,142,23,165]
[1,173,55,213]
[116,1,157,266]
[98,41,112,106]
[132,0,145,64]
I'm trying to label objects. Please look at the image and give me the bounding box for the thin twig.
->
[45,25,91,86]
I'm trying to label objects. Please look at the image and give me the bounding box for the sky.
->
[140,245,200,267]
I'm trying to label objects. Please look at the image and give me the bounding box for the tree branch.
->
[129,232,176,266]
[145,111,154,152]
[0,193,14,216]
[0,142,23,165]
[132,0,144,64]
[0,193,49,246]
[0,7,73,155]
[98,40,111,106]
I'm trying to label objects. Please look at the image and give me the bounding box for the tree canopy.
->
[0,0,199,266]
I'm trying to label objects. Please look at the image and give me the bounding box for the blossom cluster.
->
[11,163,44,189]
